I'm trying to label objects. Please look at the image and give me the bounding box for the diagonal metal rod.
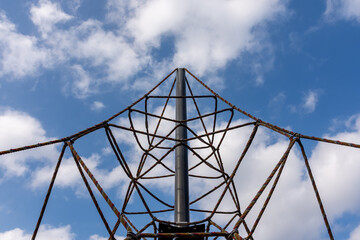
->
[32,143,67,240]
[175,68,190,224]
[297,140,334,240]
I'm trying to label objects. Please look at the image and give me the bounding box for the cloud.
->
[0,13,51,79]
[0,225,75,240]
[2,0,288,94]
[91,101,106,111]
[70,21,146,83]
[325,0,360,22]
[0,107,125,194]
[349,224,360,240]
[31,153,128,193]
[89,234,125,240]
[0,0,145,98]
[0,226,126,240]
[122,0,286,76]
[0,107,58,177]
[70,65,96,98]
[290,90,320,114]
[30,0,73,37]
[29,1,148,95]
[311,117,360,219]
[30,156,81,189]
[302,90,319,113]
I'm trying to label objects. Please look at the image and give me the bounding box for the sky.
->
[0,0,360,239]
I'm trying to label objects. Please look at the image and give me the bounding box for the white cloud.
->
[123,0,286,76]
[0,226,126,240]
[0,13,50,79]
[27,1,148,96]
[70,65,95,98]
[91,101,106,111]
[29,150,134,210]
[0,225,75,240]
[0,108,58,176]
[290,90,320,114]
[64,0,83,13]
[1,0,288,95]
[101,146,112,155]
[325,0,360,22]
[311,119,360,218]
[349,224,360,240]
[30,0,73,37]
[70,21,146,83]
[302,90,319,113]
[0,107,124,193]
[35,16,148,95]
[31,156,81,189]
[89,234,125,240]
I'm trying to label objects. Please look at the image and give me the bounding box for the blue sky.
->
[0,0,360,239]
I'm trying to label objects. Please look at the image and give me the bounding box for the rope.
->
[32,143,67,240]
[246,137,292,239]
[210,220,227,232]
[299,133,360,148]
[210,124,259,217]
[69,141,116,239]
[232,138,296,231]
[184,68,360,149]
[67,142,133,233]
[0,139,64,156]
[298,139,334,240]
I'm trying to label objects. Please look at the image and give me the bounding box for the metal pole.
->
[174,68,190,224]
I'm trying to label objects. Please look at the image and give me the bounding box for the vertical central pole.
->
[175,68,190,224]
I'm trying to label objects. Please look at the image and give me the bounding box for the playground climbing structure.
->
[1,68,359,240]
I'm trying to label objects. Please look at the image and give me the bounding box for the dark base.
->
[158,222,205,240]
